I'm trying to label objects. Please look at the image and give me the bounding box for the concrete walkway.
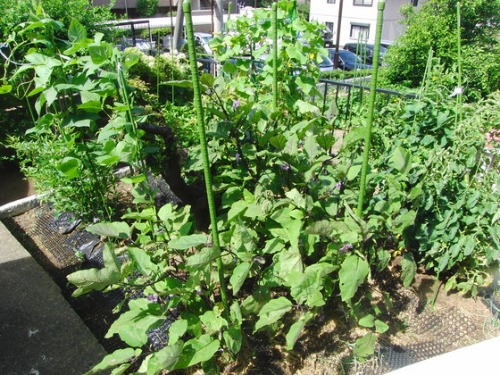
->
[0,221,106,375]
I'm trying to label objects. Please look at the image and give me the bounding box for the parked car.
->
[318,54,334,71]
[343,43,387,65]
[118,37,153,54]
[327,49,372,71]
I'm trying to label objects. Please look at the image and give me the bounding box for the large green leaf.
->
[139,341,183,375]
[84,348,141,375]
[106,300,163,347]
[168,234,209,250]
[67,244,122,296]
[389,146,411,173]
[128,247,160,276]
[185,247,218,270]
[87,221,131,239]
[57,157,81,179]
[223,326,243,354]
[254,297,293,332]
[339,254,369,302]
[401,253,417,287]
[174,335,220,369]
[353,332,376,359]
[230,262,252,296]
[68,19,87,42]
[168,319,188,345]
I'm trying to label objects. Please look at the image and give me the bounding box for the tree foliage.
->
[385,0,500,99]
[0,0,115,41]
[137,0,159,17]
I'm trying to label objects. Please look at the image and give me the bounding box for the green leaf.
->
[254,297,293,332]
[304,220,334,237]
[96,154,120,166]
[358,314,375,328]
[339,254,369,302]
[57,157,81,179]
[121,174,147,184]
[353,332,376,359]
[168,319,188,345]
[84,348,141,375]
[316,133,335,151]
[0,84,13,94]
[128,247,160,276]
[168,234,209,250]
[375,319,389,333]
[394,210,416,233]
[294,100,320,115]
[68,19,87,42]
[186,247,218,270]
[401,253,417,287]
[223,326,243,354]
[106,301,163,347]
[389,146,411,173]
[285,319,306,350]
[230,262,252,296]
[87,221,131,239]
[377,249,391,272]
[200,310,227,335]
[67,244,122,296]
[89,44,111,64]
[342,126,368,149]
[140,341,183,375]
[174,335,220,369]
[269,134,287,150]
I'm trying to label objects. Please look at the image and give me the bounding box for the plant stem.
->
[183,0,230,316]
[356,0,385,218]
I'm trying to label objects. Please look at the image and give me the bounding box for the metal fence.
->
[317,78,416,121]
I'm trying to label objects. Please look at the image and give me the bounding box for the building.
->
[309,0,425,47]
[92,0,238,18]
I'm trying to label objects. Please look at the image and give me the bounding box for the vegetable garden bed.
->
[0,0,499,373]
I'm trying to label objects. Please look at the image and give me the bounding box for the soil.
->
[1,194,499,374]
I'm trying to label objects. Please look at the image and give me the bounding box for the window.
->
[350,23,370,40]
[325,21,334,33]
[327,0,336,4]
[353,0,373,5]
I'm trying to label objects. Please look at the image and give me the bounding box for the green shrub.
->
[137,0,159,17]
[385,0,500,98]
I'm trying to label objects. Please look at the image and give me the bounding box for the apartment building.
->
[310,0,425,47]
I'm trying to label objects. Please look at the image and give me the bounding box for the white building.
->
[310,0,425,47]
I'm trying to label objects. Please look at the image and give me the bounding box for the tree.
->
[385,0,500,98]
[0,0,116,42]
[137,0,159,17]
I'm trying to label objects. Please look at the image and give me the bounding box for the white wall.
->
[310,0,416,47]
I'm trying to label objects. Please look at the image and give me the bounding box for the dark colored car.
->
[343,43,387,65]
[328,49,372,71]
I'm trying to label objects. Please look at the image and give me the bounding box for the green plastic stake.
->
[182,0,230,315]
[271,2,278,111]
[356,0,385,218]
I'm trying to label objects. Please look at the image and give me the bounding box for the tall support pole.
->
[271,2,278,110]
[356,0,385,218]
[183,0,230,317]
[333,0,344,68]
